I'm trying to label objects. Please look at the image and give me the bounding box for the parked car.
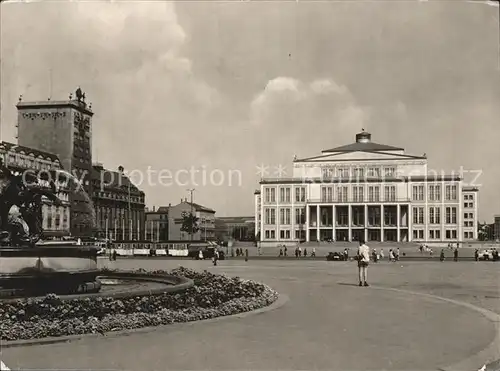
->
[326,252,345,261]
[478,249,494,261]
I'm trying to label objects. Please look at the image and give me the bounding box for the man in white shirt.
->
[357,240,370,287]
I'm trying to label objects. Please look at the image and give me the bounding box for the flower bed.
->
[0,267,278,341]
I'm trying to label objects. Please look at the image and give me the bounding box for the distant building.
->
[145,206,169,241]
[256,130,480,244]
[254,190,261,238]
[91,163,146,241]
[494,215,500,241]
[16,92,94,236]
[462,187,479,240]
[0,142,71,238]
[167,199,216,241]
[215,216,255,241]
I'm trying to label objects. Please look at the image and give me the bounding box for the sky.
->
[1,0,499,220]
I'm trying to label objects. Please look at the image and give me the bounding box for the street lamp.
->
[187,189,195,241]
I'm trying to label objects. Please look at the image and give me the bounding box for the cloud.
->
[250,77,368,133]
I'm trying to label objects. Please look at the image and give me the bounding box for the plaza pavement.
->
[1,259,499,371]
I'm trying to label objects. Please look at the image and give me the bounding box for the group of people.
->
[278,245,316,257]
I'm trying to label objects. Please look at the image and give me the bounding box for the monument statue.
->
[0,158,62,247]
[75,87,83,102]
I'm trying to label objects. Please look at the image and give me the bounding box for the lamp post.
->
[187,189,195,241]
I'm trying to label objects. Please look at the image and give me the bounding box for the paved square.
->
[1,259,499,371]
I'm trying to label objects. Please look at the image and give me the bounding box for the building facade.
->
[0,142,71,238]
[16,92,94,236]
[256,131,479,244]
[145,206,169,241]
[215,216,255,241]
[494,216,500,242]
[92,163,146,241]
[167,200,216,241]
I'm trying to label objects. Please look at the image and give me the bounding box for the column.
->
[306,206,310,241]
[380,204,384,242]
[348,205,352,241]
[364,204,368,242]
[332,205,336,241]
[397,204,401,242]
[316,205,320,241]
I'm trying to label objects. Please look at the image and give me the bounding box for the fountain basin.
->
[0,245,100,298]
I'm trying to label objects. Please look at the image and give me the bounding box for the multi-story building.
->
[92,163,146,241]
[462,187,479,240]
[167,199,216,241]
[0,142,71,238]
[145,206,170,241]
[215,216,255,241]
[256,130,479,244]
[16,91,94,236]
[254,190,261,238]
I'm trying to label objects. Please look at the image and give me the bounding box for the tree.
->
[180,213,199,237]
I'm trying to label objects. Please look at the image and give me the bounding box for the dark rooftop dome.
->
[322,130,404,153]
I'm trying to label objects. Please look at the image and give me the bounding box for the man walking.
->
[357,240,370,287]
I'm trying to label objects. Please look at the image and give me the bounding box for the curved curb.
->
[0,292,288,349]
[368,286,500,371]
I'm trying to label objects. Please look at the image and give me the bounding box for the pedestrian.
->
[380,248,384,260]
[213,250,219,266]
[389,249,395,262]
[372,248,378,263]
[343,248,349,261]
[112,249,117,261]
[357,240,370,287]
[453,247,458,262]
[295,247,299,258]
[298,246,302,257]
[396,248,400,261]
[304,248,308,257]
[245,248,249,262]
[284,246,288,257]
[440,249,445,262]
[279,248,283,257]
[198,249,203,260]
[311,247,316,257]
[474,249,479,261]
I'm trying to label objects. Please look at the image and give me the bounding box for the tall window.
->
[429,207,441,224]
[384,167,396,177]
[279,208,291,224]
[295,208,305,224]
[353,167,365,179]
[367,167,381,177]
[337,167,350,178]
[285,208,291,224]
[412,206,424,224]
[368,186,380,202]
[295,187,306,202]
[265,208,276,225]
[445,207,457,224]
[321,186,334,202]
[445,185,457,201]
[412,185,424,201]
[264,187,276,203]
[352,186,364,202]
[285,188,290,203]
[280,208,285,224]
[322,168,334,179]
[384,185,396,201]
[337,186,348,202]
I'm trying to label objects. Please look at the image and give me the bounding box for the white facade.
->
[256,131,478,243]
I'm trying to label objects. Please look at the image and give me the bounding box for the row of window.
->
[93,191,144,203]
[264,184,460,204]
[464,221,475,227]
[412,206,458,224]
[464,194,474,201]
[321,166,396,179]
[464,202,474,208]
[264,208,306,225]
[264,229,306,240]
[412,184,457,201]
[413,229,458,240]
[3,152,57,170]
